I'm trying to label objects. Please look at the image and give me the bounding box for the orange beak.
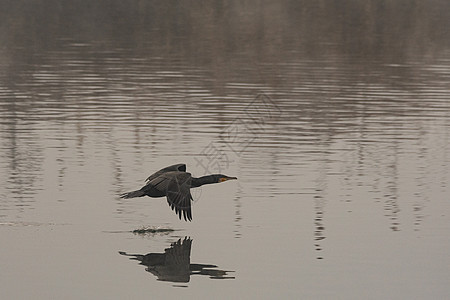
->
[219,176,237,182]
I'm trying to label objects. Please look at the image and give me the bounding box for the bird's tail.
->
[120,189,145,199]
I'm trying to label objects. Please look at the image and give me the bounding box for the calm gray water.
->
[1,1,449,299]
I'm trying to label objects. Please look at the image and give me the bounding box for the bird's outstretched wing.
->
[146,171,193,221]
[166,172,193,222]
[145,164,187,183]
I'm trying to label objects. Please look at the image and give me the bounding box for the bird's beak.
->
[220,176,237,182]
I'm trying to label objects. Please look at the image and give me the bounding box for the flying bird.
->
[120,164,237,221]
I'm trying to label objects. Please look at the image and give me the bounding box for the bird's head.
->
[215,174,238,183]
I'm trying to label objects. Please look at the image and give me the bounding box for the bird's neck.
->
[191,175,216,188]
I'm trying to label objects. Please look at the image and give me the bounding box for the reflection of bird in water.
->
[120,164,237,221]
[119,237,234,283]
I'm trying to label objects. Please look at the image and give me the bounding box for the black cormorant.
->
[120,164,237,221]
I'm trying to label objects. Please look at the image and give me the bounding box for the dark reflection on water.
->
[119,237,235,285]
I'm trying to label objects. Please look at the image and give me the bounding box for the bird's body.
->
[120,164,237,221]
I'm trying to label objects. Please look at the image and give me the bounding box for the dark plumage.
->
[120,164,237,221]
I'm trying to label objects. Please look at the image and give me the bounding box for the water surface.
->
[1,1,449,299]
